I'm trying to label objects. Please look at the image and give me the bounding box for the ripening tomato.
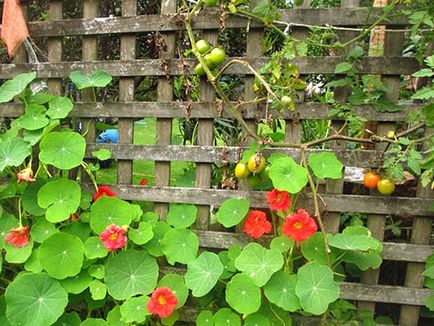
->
[247,154,266,174]
[377,179,395,196]
[363,172,381,189]
[196,39,211,54]
[209,47,226,66]
[234,162,250,179]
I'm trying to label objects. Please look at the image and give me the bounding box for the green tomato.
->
[259,165,270,181]
[209,47,226,66]
[203,0,218,7]
[204,53,216,69]
[196,39,211,54]
[247,175,262,188]
[377,179,395,196]
[294,0,305,6]
[195,63,206,76]
[281,95,293,107]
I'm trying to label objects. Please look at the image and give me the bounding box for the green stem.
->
[80,162,99,192]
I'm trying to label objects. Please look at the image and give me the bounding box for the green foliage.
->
[216,198,249,227]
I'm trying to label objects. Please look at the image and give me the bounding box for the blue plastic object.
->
[96,129,118,144]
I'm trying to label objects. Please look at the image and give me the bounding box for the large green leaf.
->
[90,196,132,234]
[0,138,32,171]
[308,152,343,179]
[129,222,153,245]
[226,273,261,315]
[105,249,158,300]
[269,157,308,193]
[196,310,213,326]
[47,96,73,119]
[161,229,198,265]
[234,243,283,287]
[185,252,224,297]
[213,308,240,326]
[60,270,92,294]
[69,70,112,89]
[5,273,68,326]
[301,232,328,265]
[166,204,197,228]
[270,236,294,253]
[38,178,81,223]
[144,222,171,257]
[22,179,47,216]
[84,236,108,259]
[216,198,249,228]
[295,262,340,315]
[5,241,34,263]
[120,296,150,324]
[38,233,84,280]
[327,233,380,251]
[18,104,49,130]
[0,72,36,103]
[264,271,300,312]
[30,216,59,243]
[158,274,189,308]
[39,131,86,169]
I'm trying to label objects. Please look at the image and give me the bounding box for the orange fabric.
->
[1,0,29,56]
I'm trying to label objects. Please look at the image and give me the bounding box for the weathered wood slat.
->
[0,57,419,79]
[86,143,384,167]
[27,8,408,37]
[193,230,433,262]
[107,185,433,216]
[0,101,420,121]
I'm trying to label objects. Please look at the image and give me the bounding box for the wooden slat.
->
[47,1,63,96]
[86,143,384,167]
[1,101,421,121]
[0,57,420,78]
[27,8,408,37]
[106,185,433,216]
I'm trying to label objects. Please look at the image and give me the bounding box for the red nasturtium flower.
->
[139,178,148,185]
[100,224,127,252]
[147,287,178,318]
[266,189,291,212]
[5,225,30,248]
[282,209,317,242]
[16,167,36,183]
[93,185,116,201]
[243,210,272,239]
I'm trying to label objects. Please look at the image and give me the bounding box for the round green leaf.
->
[84,236,108,259]
[161,229,198,265]
[218,251,236,280]
[0,214,18,249]
[5,273,68,326]
[143,222,171,257]
[0,72,36,103]
[142,211,159,224]
[107,306,128,326]
[120,295,150,323]
[213,308,240,326]
[196,310,213,326]
[88,264,105,279]
[5,241,34,263]
[30,216,59,242]
[18,104,49,130]
[301,232,328,265]
[38,233,84,279]
[89,280,107,300]
[62,222,90,243]
[234,243,283,287]
[158,274,188,308]
[22,179,47,216]
[91,148,112,161]
[270,236,294,253]
[327,233,380,251]
[60,270,92,294]
[80,318,108,326]
[342,250,383,271]
[38,178,81,223]
[226,273,261,315]
[129,222,153,245]
[166,204,197,228]
[24,248,43,273]
[269,157,308,193]
[216,198,249,228]
[47,96,73,119]
[70,70,112,89]
[39,131,86,169]
[185,252,224,297]
[105,249,159,300]
[53,312,81,326]
[264,271,300,312]
[90,196,132,234]
[0,138,31,171]
[308,152,343,179]
[295,262,340,315]
[244,313,270,326]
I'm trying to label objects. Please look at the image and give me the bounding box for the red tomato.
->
[363,172,381,189]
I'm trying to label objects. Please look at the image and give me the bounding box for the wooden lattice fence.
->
[0,0,433,325]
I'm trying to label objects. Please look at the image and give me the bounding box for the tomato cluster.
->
[194,39,226,76]
[234,153,270,187]
[363,172,395,196]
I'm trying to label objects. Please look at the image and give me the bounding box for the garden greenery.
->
[0,0,433,325]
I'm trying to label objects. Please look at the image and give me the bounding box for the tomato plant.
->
[209,47,226,66]
[195,39,210,54]
[377,179,396,196]
[363,172,381,189]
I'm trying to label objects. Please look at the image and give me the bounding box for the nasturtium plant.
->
[90,196,132,234]
[129,221,153,245]
[69,70,112,89]
[120,295,150,323]
[226,273,261,314]
[18,104,49,130]
[269,156,308,193]
[91,148,112,161]
[0,137,32,171]
[158,274,189,308]
[84,236,108,259]
[308,152,343,179]
[216,198,249,227]
[166,203,197,228]
[161,228,199,265]
[0,72,36,103]
[46,96,73,119]
[264,271,301,312]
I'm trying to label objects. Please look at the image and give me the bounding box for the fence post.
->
[47,1,63,96]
